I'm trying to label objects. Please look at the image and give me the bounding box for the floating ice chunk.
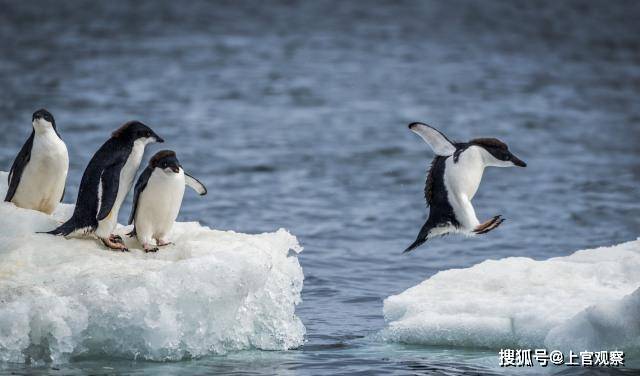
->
[381,239,640,353]
[0,172,305,363]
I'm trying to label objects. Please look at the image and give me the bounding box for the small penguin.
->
[127,150,206,252]
[404,122,526,253]
[46,121,163,251]
[5,109,68,214]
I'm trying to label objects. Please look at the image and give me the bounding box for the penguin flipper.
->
[96,163,124,221]
[128,166,152,225]
[185,172,207,195]
[4,132,34,202]
[409,122,456,156]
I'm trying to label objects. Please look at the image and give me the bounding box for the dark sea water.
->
[1,1,639,374]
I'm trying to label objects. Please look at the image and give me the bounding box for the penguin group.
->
[5,109,207,253]
[5,109,526,255]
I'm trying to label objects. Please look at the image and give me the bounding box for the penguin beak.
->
[165,162,180,173]
[163,165,180,174]
[154,133,165,143]
[511,154,527,167]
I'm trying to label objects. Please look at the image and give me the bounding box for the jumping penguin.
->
[5,109,68,214]
[404,122,526,253]
[128,150,207,252]
[127,150,206,252]
[46,121,163,251]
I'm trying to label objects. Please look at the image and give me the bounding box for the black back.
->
[128,166,153,226]
[5,132,34,202]
[423,155,459,227]
[404,155,461,253]
[66,137,133,230]
[70,120,159,224]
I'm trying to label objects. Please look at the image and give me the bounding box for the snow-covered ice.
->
[381,239,640,354]
[0,172,305,363]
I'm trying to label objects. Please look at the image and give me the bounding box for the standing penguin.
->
[46,121,163,251]
[404,122,526,253]
[5,109,68,214]
[128,150,207,252]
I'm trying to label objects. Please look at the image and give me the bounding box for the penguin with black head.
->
[404,122,526,253]
[46,121,163,251]
[128,150,207,253]
[5,109,68,214]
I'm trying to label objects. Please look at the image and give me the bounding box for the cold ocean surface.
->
[0,1,639,375]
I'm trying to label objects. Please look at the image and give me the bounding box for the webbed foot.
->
[473,215,505,235]
[101,235,129,252]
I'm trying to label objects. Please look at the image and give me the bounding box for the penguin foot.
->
[473,215,505,235]
[110,234,125,245]
[101,235,129,252]
[144,247,159,253]
[157,240,173,247]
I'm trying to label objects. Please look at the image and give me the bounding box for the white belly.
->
[443,146,485,230]
[12,131,68,214]
[135,169,185,244]
[96,140,146,237]
[444,146,485,200]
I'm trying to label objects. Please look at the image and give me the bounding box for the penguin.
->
[404,122,526,253]
[46,121,163,252]
[127,150,206,252]
[5,109,68,214]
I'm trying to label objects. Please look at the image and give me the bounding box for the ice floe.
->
[0,172,305,363]
[382,239,640,354]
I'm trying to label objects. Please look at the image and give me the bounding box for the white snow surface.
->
[0,172,305,363]
[382,239,640,354]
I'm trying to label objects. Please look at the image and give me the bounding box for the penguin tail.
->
[403,238,427,254]
[40,218,79,236]
[402,220,455,254]
[403,219,435,254]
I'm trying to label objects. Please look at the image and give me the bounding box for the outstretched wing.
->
[96,161,126,221]
[184,172,207,195]
[409,122,456,156]
[5,132,34,202]
[128,166,153,225]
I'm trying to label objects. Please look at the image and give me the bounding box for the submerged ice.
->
[382,239,640,354]
[0,172,305,363]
